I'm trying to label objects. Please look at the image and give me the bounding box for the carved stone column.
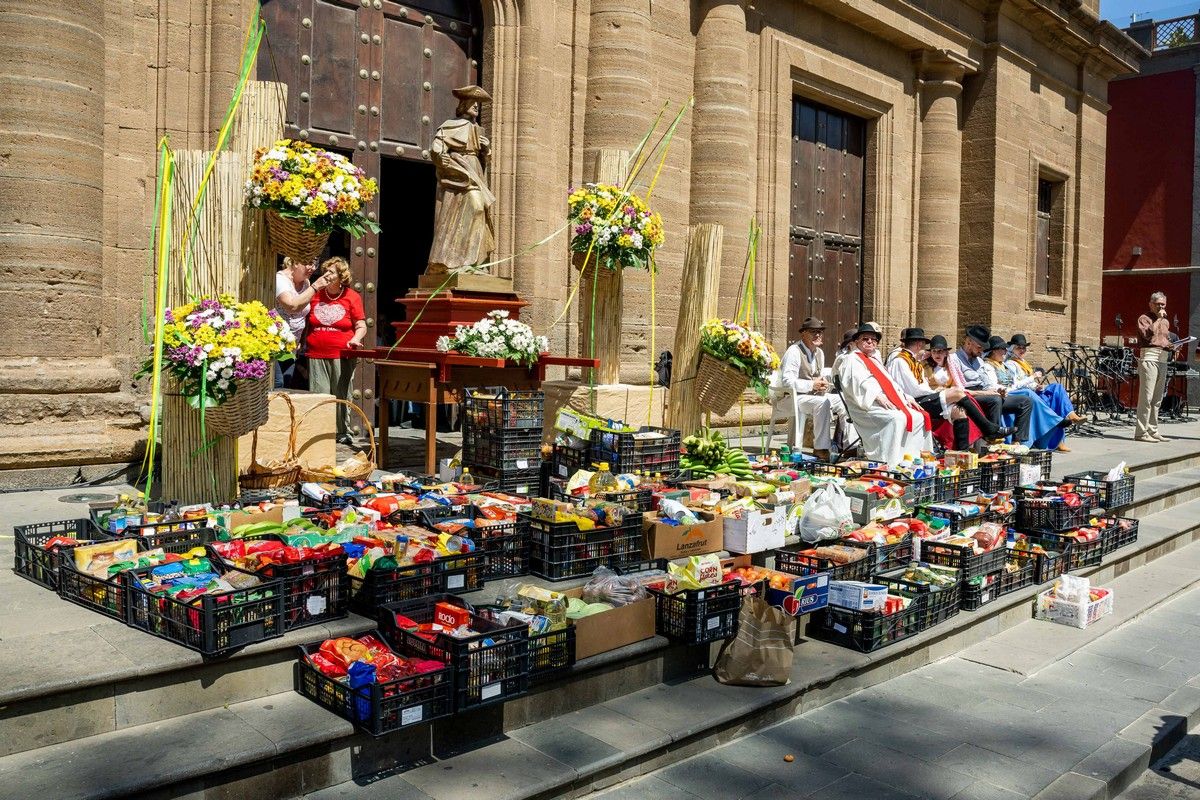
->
[689,0,751,316]
[915,51,967,336]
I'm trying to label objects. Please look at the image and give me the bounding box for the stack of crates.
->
[461,387,544,496]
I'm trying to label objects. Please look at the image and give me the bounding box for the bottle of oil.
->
[589,462,619,494]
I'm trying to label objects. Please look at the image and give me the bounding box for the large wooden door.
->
[258,0,480,430]
[788,98,866,361]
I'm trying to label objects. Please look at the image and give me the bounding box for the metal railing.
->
[1126,12,1200,51]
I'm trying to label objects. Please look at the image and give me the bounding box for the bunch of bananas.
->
[681,427,753,478]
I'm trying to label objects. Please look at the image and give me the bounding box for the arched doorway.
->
[257,0,483,430]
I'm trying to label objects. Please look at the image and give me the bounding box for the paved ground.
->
[597,556,1200,800]
[1121,734,1200,799]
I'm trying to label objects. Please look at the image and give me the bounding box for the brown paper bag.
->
[713,596,796,686]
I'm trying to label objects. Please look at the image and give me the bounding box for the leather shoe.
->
[1065,412,1084,424]
[1055,442,1072,452]
[989,426,1016,441]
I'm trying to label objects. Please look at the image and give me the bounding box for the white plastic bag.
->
[799,482,853,543]
[1104,462,1126,483]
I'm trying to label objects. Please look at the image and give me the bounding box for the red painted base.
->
[393,290,528,351]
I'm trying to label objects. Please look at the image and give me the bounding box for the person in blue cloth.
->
[981,336,1069,452]
[1005,333,1083,438]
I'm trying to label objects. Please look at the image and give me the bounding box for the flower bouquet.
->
[246,139,380,262]
[139,295,297,437]
[695,318,781,414]
[435,310,549,367]
[568,183,664,271]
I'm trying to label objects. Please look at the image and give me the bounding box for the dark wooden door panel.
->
[379,14,425,148]
[258,0,306,130]
[309,0,360,136]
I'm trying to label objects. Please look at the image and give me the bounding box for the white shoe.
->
[1154,434,1171,442]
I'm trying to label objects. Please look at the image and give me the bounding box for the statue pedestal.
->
[395,284,526,351]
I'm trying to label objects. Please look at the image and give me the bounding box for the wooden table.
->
[347,348,598,474]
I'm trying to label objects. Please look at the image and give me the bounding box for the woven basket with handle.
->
[206,375,271,438]
[239,392,301,491]
[297,398,377,482]
[266,210,330,264]
[694,352,750,416]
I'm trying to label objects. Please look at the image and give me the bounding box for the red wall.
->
[1100,272,1191,342]
[1104,69,1195,269]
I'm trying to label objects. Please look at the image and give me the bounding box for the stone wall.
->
[0,0,1140,476]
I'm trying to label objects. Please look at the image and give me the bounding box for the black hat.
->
[965,324,991,346]
[929,335,949,350]
[900,327,930,344]
[986,335,1008,353]
[851,321,883,341]
[800,316,825,332]
[1009,333,1030,347]
[840,328,857,346]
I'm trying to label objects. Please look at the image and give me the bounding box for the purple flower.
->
[234,360,269,380]
[164,309,175,323]
[574,223,593,235]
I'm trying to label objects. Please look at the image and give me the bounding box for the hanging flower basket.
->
[568,183,664,271]
[695,353,750,416]
[207,375,271,438]
[265,210,330,264]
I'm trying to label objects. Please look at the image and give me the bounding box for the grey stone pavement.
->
[1121,733,1200,799]
[597,580,1200,800]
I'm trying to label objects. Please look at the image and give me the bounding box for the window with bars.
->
[1034,176,1065,298]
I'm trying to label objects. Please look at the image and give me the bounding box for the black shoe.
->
[988,426,1016,441]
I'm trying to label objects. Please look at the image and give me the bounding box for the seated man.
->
[776,316,847,461]
[949,324,1032,443]
[886,327,978,451]
[836,322,931,467]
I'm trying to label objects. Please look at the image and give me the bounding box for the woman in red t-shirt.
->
[306,257,367,443]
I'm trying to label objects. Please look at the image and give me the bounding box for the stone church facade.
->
[0,0,1139,476]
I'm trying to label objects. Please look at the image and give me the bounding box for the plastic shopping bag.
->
[798,482,853,543]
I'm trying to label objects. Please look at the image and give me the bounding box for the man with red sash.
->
[836,322,933,467]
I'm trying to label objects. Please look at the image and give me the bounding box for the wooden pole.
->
[161,151,245,504]
[231,81,287,305]
[578,148,629,386]
[668,222,723,435]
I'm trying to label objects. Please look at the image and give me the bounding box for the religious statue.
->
[425,85,495,276]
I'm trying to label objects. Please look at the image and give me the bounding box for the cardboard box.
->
[844,484,889,525]
[561,585,657,660]
[237,390,336,472]
[723,554,829,616]
[642,512,724,560]
[944,450,979,470]
[828,581,888,611]
[218,504,284,533]
[722,504,790,555]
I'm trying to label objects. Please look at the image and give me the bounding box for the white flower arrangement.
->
[435,310,549,367]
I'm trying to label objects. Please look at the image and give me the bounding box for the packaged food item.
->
[73,539,139,577]
[582,566,647,607]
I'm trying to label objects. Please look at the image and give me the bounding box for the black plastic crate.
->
[56,547,136,622]
[439,550,486,594]
[918,504,1005,536]
[1100,516,1139,556]
[1015,496,1094,533]
[1008,543,1065,583]
[462,387,544,432]
[1017,450,1054,482]
[775,542,873,582]
[961,559,1036,611]
[551,442,591,480]
[649,581,742,645]
[1064,470,1135,510]
[471,464,540,497]
[210,536,350,631]
[874,535,914,573]
[795,462,845,480]
[954,467,983,498]
[96,524,219,556]
[978,459,1020,493]
[349,561,441,614]
[1026,532,1103,571]
[809,595,927,652]
[918,540,1009,581]
[932,472,963,503]
[525,511,644,581]
[599,488,654,513]
[873,565,962,628]
[420,506,530,580]
[13,518,103,590]
[476,607,576,682]
[294,639,454,737]
[589,426,681,474]
[463,426,543,473]
[126,562,285,656]
[380,594,530,710]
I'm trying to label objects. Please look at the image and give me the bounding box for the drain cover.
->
[59,492,117,504]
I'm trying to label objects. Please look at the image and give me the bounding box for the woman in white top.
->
[274,257,330,388]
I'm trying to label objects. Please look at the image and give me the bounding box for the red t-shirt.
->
[305,288,365,359]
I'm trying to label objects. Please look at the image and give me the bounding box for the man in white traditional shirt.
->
[777,317,844,461]
[835,322,932,467]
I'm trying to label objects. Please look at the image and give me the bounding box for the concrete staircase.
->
[2,429,1199,800]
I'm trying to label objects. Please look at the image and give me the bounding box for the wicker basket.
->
[239,392,301,491]
[694,352,749,415]
[266,210,330,264]
[297,398,377,482]
[206,375,271,438]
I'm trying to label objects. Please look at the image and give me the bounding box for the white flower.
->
[221,368,233,379]
[217,379,230,390]
[203,344,214,352]
[435,336,451,352]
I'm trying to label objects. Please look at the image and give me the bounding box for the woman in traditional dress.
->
[1006,334,1083,430]
[982,337,1068,452]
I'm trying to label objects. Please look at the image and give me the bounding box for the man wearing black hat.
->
[776,316,844,460]
[885,327,978,450]
[949,325,1032,443]
[836,322,932,466]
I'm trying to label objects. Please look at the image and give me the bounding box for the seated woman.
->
[925,335,1009,447]
[982,336,1068,452]
[1006,334,1082,431]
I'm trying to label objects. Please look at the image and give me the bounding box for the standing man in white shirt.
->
[776,317,845,461]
